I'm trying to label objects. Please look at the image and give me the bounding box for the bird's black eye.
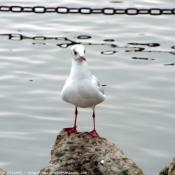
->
[74,50,77,55]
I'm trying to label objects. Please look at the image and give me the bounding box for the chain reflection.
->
[0,33,174,65]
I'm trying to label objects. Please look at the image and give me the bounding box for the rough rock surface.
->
[0,169,7,175]
[159,157,175,175]
[38,129,144,175]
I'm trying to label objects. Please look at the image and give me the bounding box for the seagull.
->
[61,44,105,137]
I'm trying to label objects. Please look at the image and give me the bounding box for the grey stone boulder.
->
[38,129,144,175]
[0,169,7,175]
[158,157,175,175]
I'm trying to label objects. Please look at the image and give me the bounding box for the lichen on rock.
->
[37,129,144,175]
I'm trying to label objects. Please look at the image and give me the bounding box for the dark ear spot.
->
[84,50,85,54]
[74,50,77,55]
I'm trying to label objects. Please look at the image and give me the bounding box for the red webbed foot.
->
[64,127,78,133]
[88,129,100,138]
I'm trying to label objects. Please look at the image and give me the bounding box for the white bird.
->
[61,44,105,137]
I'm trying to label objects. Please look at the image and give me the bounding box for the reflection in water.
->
[0,27,175,175]
[128,42,160,47]
[77,35,91,39]
[164,63,174,66]
[132,57,155,61]
[32,42,45,45]
[101,50,117,55]
[0,33,174,66]
[104,39,115,42]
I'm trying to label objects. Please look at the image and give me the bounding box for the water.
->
[0,1,175,175]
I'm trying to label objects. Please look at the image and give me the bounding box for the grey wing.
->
[92,75,105,95]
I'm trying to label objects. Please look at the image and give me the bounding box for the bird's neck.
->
[70,60,92,79]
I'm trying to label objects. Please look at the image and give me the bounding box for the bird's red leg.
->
[88,108,100,138]
[64,107,78,133]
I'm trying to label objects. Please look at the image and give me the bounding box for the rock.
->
[38,129,144,175]
[159,166,169,175]
[168,157,175,175]
[159,157,175,175]
[0,169,7,175]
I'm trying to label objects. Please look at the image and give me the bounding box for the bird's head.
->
[71,44,86,61]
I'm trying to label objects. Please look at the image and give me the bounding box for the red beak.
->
[80,55,86,61]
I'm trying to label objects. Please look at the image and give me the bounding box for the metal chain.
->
[0,5,175,15]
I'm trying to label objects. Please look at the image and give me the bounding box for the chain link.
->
[0,5,175,15]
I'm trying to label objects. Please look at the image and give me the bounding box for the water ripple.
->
[0,2,175,174]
